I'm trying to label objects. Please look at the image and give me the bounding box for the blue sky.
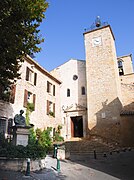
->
[35,0,134,71]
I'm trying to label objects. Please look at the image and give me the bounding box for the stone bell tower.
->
[83,17,122,140]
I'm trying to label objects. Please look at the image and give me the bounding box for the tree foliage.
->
[0,0,48,92]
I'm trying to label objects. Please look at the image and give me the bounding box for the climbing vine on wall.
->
[25,102,34,125]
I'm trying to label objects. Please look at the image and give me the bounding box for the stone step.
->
[65,139,118,154]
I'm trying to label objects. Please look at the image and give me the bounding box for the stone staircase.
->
[64,136,120,155]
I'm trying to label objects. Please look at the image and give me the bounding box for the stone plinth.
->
[57,148,70,160]
[0,157,46,171]
[12,126,31,147]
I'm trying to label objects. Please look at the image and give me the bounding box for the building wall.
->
[118,54,134,75]
[84,25,122,141]
[51,59,87,139]
[51,59,79,107]
[0,22,134,145]
[4,56,62,132]
[120,115,134,146]
[51,59,87,108]
[120,74,134,109]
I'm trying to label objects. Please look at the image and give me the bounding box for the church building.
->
[0,17,134,146]
[51,17,134,145]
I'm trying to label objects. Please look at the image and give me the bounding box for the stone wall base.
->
[0,157,45,171]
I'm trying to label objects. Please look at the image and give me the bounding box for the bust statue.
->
[14,110,26,126]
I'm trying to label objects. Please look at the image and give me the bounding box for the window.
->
[28,91,32,102]
[53,85,55,96]
[23,89,36,110]
[49,101,53,112]
[118,60,123,68]
[73,75,78,80]
[118,60,124,76]
[81,86,85,95]
[47,81,55,96]
[0,117,7,134]
[34,73,37,86]
[47,81,52,93]
[26,67,32,82]
[67,89,70,97]
[7,118,13,135]
[47,100,55,117]
[26,67,37,85]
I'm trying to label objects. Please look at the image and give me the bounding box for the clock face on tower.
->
[92,36,102,46]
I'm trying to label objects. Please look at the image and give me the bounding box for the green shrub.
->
[27,102,34,112]
[49,111,55,117]
[53,125,64,142]
[53,132,64,142]
[0,127,52,159]
[28,127,37,145]
[0,142,46,159]
[25,103,34,125]
[36,127,52,150]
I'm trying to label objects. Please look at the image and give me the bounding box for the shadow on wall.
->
[86,98,134,146]
[87,97,122,144]
[120,102,134,147]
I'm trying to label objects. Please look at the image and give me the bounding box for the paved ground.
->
[0,149,134,180]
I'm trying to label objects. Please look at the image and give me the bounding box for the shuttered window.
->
[7,118,13,135]
[0,118,7,134]
[47,100,49,115]
[53,103,55,117]
[33,94,36,110]
[47,81,49,92]
[23,90,36,111]
[46,100,55,117]
[34,73,37,86]
[53,85,55,96]
[24,89,28,107]
[47,81,52,93]
[26,67,30,81]
[26,66,37,84]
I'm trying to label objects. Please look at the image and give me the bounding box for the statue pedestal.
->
[12,126,31,147]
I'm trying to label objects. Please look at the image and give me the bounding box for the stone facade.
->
[0,157,45,171]
[83,25,122,141]
[0,21,134,146]
[120,74,134,109]
[118,54,133,75]
[0,55,62,135]
[83,24,134,145]
[51,59,87,139]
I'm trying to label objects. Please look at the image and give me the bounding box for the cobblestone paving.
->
[0,150,134,180]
